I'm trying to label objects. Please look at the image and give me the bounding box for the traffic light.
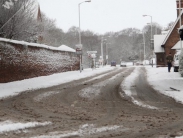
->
[178,26,183,40]
[179,28,183,40]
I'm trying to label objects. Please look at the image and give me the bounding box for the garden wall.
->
[0,38,79,83]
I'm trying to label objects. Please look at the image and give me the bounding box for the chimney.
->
[176,0,183,17]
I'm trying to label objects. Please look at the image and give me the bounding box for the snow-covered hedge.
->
[179,50,183,77]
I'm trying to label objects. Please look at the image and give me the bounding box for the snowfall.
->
[0,65,183,138]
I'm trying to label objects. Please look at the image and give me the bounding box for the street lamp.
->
[147,23,157,34]
[106,42,109,65]
[78,0,91,45]
[78,0,91,72]
[101,37,104,66]
[142,31,146,64]
[143,15,152,47]
[143,14,154,67]
[100,37,108,66]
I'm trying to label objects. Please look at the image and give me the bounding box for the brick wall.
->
[164,23,179,56]
[0,41,79,83]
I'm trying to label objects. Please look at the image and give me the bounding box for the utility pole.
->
[101,37,104,66]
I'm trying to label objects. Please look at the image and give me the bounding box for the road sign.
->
[76,49,82,55]
[87,51,97,59]
[90,54,96,58]
[87,51,97,54]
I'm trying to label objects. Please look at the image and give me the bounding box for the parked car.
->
[173,50,181,72]
[120,61,127,67]
[95,62,100,68]
[111,61,116,66]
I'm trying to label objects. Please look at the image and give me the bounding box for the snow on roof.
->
[154,35,167,53]
[58,45,76,52]
[171,40,183,50]
[161,30,169,35]
[0,37,76,53]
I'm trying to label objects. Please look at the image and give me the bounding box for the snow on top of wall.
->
[0,37,76,53]
[58,45,76,52]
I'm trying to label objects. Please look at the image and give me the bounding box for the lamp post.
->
[101,37,104,66]
[78,0,91,44]
[143,14,153,67]
[78,0,91,72]
[100,37,107,66]
[147,23,157,34]
[106,42,109,65]
[142,31,146,64]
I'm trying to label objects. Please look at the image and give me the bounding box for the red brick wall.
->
[176,0,183,17]
[0,41,79,83]
[164,23,179,56]
[156,53,166,67]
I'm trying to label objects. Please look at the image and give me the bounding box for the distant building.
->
[36,4,43,44]
[32,0,43,43]
[154,31,168,67]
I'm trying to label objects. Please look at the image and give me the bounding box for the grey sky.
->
[37,0,177,34]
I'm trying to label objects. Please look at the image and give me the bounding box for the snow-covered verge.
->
[0,66,114,99]
[146,66,183,104]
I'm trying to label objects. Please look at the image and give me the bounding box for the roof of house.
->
[171,40,183,49]
[32,0,41,20]
[154,34,167,53]
[161,9,183,45]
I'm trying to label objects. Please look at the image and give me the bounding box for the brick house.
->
[154,0,183,67]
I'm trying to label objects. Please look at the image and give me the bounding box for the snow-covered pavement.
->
[0,65,183,136]
[146,66,183,104]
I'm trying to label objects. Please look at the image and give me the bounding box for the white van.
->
[173,50,181,72]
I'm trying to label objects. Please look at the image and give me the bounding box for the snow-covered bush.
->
[179,50,183,77]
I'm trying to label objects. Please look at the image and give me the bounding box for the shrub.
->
[179,50,183,77]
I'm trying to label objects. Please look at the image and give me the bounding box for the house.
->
[154,0,183,67]
[154,31,169,67]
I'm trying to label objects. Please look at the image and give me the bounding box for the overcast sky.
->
[37,0,177,34]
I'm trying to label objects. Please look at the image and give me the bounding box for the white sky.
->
[37,0,177,34]
[1,65,183,137]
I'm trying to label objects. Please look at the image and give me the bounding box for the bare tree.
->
[0,0,39,42]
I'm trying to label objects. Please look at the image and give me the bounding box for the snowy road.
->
[0,67,183,138]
